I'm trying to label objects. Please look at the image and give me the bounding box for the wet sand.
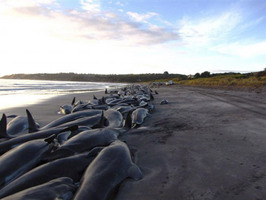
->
[1,86,266,200]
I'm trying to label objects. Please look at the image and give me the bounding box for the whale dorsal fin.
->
[150,93,154,101]
[99,111,106,128]
[123,112,132,129]
[101,96,106,104]
[71,97,76,106]
[93,95,97,100]
[26,109,39,133]
[128,164,143,181]
[93,111,105,129]
[0,114,8,138]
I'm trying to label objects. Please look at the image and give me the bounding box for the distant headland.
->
[0,72,186,83]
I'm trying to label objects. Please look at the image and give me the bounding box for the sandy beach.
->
[1,86,266,200]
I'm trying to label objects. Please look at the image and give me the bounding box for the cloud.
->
[238,16,265,32]
[212,41,266,58]
[0,0,57,17]
[115,1,124,7]
[178,11,242,46]
[80,0,100,13]
[0,0,182,77]
[0,0,179,46]
[0,0,55,8]
[127,11,158,23]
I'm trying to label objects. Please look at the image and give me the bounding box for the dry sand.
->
[1,86,266,200]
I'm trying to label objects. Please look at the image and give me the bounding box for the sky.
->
[0,0,265,76]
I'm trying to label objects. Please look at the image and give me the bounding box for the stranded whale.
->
[74,140,142,200]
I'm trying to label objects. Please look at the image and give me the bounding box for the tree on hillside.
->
[194,73,200,78]
[163,71,169,75]
[201,71,211,78]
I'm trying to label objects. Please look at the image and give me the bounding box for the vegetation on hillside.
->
[180,74,266,88]
[1,72,187,83]
[149,70,266,88]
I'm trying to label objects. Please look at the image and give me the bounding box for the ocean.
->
[0,79,126,110]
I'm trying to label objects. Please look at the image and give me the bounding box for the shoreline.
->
[0,90,106,127]
[0,78,127,113]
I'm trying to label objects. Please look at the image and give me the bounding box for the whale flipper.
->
[128,164,143,181]
[57,131,71,145]
[44,134,56,144]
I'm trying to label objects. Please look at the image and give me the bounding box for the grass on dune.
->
[180,75,266,88]
[149,73,266,89]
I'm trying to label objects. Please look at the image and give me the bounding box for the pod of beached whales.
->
[0,85,158,200]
